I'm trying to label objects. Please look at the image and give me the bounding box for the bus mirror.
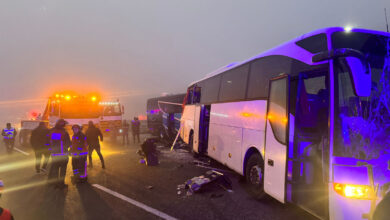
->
[312,48,366,63]
[345,57,371,97]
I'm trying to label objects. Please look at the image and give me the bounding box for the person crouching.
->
[70,124,88,183]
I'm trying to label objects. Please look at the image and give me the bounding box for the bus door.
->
[290,71,330,219]
[193,105,210,154]
[264,75,290,203]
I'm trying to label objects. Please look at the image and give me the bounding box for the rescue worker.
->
[2,123,17,154]
[131,117,141,144]
[70,124,88,183]
[122,120,129,146]
[85,121,105,169]
[48,119,71,188]
[30,122,50,174]
[0,180,14,220]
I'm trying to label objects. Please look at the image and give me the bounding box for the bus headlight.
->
[334,183,375,200]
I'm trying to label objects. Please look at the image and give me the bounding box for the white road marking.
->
[93,184,178,220]
[14,147,30,156]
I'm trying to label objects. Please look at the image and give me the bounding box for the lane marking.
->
[14,147,30,156]
[93,184,178,220]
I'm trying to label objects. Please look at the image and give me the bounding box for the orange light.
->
[241,112,251,117]
[91,96,97,102]
[240,112,262,119]
[55,94,60,98]
[56,100,60,103]
[333,183,374,200]
[283,117,288,124]
[267,114,273,120]
[65,95,71,100]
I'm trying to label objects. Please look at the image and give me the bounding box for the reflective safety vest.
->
[0,207,12,220]
[3,128,15,139]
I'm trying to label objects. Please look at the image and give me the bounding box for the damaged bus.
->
[180,27,390,219]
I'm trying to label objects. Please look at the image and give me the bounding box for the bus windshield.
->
[333,32,390,160]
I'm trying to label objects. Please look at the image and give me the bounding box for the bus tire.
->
[245,153,266,199]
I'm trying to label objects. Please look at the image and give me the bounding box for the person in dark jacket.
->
[48,119,71,188]
[2,123,17,154]
[131,117,141,144]
[70,124,88,183]
[30,122,50,174]
[85,121,105,169]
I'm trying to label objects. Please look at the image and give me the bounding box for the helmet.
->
[55,119,68,128]
[72,124,82,130]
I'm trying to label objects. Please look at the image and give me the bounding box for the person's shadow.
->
[76,183,115,220]
[32,185,67,220]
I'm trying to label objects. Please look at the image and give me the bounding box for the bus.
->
[180,27,390,219]
[42,92,124,140]
[146,93,186,141]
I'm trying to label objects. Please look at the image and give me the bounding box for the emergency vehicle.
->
[41,92,124,140]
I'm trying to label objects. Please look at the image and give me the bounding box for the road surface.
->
[0,135,317,220]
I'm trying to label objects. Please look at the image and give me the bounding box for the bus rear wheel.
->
[245,153,265,199]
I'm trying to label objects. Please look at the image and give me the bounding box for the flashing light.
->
[99,102,119,106]
[333,183,375,200]
[91,96,97,102]
[344,26,353,33]
[119,129,123,133]
[65,95,71,101]
[55,94,60,98]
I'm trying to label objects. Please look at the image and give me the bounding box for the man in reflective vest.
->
[48,119,71,189]
[2,123,17,154]
[0,180,14,220]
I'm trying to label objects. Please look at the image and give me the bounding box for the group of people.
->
[121,117,141,145]
[30,120,105,188]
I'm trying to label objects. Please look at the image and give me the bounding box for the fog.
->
[0,0,389,126]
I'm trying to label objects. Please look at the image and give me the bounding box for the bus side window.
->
[186,88,194,105]
[193,87,201,103]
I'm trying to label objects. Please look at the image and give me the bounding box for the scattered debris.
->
[146,185,154,190]
[177,170,233,197]
[193,159,211,166]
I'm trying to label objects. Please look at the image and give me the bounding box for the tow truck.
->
[41,92,124,142]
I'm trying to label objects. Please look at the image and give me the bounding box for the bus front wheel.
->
[245,153,265,199]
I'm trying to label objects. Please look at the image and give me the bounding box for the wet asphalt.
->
[0,135,317,220]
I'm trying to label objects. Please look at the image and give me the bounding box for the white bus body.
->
[180,27,390,219]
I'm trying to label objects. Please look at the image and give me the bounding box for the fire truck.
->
[41,92,124,141]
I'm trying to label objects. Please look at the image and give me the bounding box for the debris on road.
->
[146,185,154,190]
[177,170,233,197]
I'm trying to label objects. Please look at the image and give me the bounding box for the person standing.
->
[131,117,141,144]
[70,124,88,183]
[85,121,105,169]
[122,120,129,146]
[30,122,50,174]
[48,119,71,188]
[2,123,17,154]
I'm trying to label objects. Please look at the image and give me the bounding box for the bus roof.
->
[189,27,390,87]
